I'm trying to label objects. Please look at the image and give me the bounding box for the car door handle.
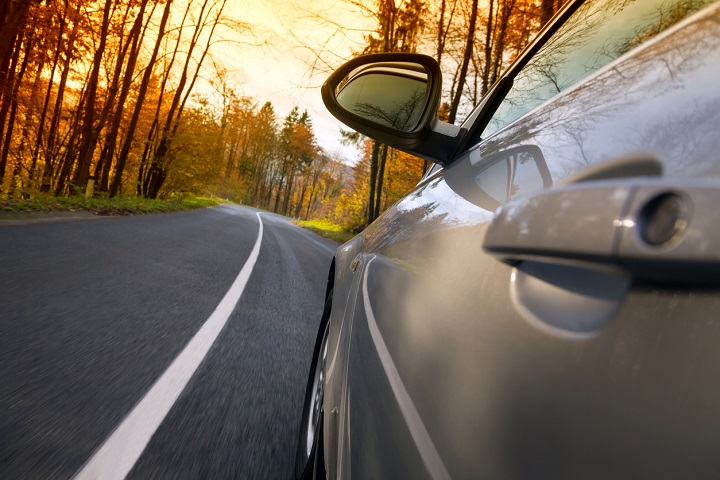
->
[483,155,720,285]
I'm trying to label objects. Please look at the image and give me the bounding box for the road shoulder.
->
[0,210,100,226]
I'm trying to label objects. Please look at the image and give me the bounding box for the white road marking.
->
[73,212,265,480]
[362,256,452,480]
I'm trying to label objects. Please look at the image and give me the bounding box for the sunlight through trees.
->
[0,0,567,230]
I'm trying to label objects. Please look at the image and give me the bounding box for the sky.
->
[211,0,375,161]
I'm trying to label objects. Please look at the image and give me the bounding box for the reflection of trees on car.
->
[479,1,720,182]
[484,0,713,139]
[617,0,710,53]
[352,88,426,131]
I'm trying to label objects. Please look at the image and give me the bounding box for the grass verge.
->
[0,194,227,216]
[293,219,355,244]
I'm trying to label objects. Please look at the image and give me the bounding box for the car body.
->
[295,0,720,478]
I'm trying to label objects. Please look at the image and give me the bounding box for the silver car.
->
[295,0,720,478]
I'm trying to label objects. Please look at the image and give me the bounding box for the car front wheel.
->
[294,292,331,480]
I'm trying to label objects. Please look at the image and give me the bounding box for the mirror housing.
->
[322,53,464,165]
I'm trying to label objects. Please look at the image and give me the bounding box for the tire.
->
[294,291,332,480]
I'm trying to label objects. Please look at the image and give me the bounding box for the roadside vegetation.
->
[0,194,226,216]
[293,219,355,244]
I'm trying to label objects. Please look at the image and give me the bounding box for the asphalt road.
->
[0,204,337,479]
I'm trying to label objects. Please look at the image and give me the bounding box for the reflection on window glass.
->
[482,0,712,139]
[475,149,547,203]
[337,72,427,132]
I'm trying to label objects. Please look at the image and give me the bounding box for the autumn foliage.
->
[0,0,565,231]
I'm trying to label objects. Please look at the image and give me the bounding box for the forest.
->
[0,0,565,232]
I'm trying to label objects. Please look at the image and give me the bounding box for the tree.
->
[109,0,173,197]
[0,0,35,96]
[141,0,229,198]
[92,0,152,192]
[0,25,29,183]
[0,0,41,184]
[447,0,478,124]
[361,0,428,225]
[71,0,114,191]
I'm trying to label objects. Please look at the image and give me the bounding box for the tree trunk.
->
[27,50,51,180]
[94,0,147,192]
[448,0,479,124]
[144,0,228,198]
[28,0,72,184]
[145,0,210,196]
[436,0,457,64]
[0,27,24,182]
[72,0,113,191]
[481,0,495,95]
[437,0,446,62]
[374,144,389,217]
[135,0,185,195]
[54,80,89,195]
[41,12,79,191]
[282,163,296,215]
[272,165,286,213]
[294,179,308,218]
[489,0,516,87]
[110,0,173,197]
[0,0,33,96]
[366,140,381,225]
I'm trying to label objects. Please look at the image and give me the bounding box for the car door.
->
[341,1,720,479]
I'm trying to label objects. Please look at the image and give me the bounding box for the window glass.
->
[482,0,712,139]
[475,149,547,203]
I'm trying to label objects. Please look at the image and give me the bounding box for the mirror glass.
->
[335,63,428,132]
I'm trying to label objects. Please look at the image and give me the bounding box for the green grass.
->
[0,193,227,216]
[293,219,355,244]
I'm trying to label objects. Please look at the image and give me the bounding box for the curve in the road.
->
[72,212,266,480]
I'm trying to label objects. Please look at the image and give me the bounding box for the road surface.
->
[0,204,337,479]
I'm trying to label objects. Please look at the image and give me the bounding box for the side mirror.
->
[322,53,464,165]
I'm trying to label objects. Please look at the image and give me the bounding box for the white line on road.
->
[73,212,265,480]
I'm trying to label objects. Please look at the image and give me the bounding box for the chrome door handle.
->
[483,156,720,285]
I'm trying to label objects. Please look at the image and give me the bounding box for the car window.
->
[473,147,548,203]
[482,0,713,139]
